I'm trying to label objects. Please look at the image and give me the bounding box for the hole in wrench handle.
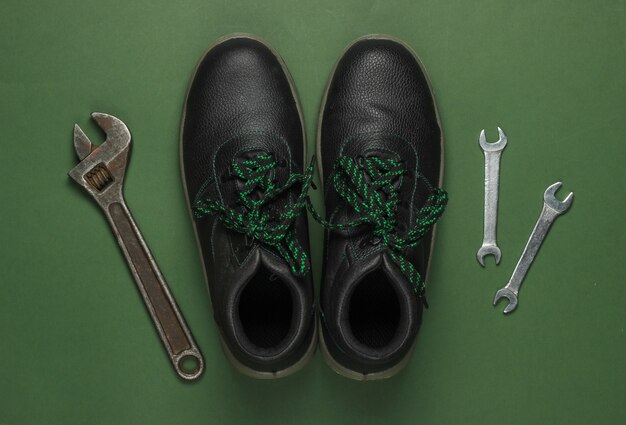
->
[108,201,205,380]
[176,350,204,380]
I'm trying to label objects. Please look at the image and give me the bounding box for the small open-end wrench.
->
[477,127,508,266]
[493,182,573,314]
[68,112,204,380]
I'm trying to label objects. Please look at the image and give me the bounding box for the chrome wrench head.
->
[493,287,518,314]
[478,127,508,152]
[544,182,574,214]
[68,113,132,205]
[477,245,501,267]
[493,182,574,314]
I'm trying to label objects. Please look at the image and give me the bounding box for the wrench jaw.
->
[90,112,131,151]
[73,124,95,161]
[543,182,574,214]
[479,127,508,152]
[476,244,501,267]
[493,287,518,314]
[68,113,132,207]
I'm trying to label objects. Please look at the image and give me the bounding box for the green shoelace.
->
[309,155,448,304]
[193,153,447,303]
[193,153,314,276]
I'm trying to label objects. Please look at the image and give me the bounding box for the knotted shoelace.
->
[193,153,314,276]
[309,156,448,304]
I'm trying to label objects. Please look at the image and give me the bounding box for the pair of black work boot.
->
[181,33,447,380]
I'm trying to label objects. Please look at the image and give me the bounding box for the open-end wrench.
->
[68,112,204,380]
[493,182,573,314]
[477,127,508,266]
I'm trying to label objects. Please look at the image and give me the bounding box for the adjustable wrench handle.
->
[505,204,559,295]
[105,200,204,380]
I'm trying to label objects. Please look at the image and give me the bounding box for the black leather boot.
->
[316,35,448,380]
[181,34,316,378]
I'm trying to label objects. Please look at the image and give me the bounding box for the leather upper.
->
[181,36,314,373]
[319,36,442,375]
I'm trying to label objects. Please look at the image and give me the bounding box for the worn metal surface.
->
[477,127,507,266]
[68,112,204,380]
[493,182,573,314]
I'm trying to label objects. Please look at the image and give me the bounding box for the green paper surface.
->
[0,1,624,424]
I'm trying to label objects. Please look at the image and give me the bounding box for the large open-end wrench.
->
[68,112,204,380]
[493,182,573,314]
[477,127,507,266]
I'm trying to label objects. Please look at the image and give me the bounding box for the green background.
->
[1,0,624,424]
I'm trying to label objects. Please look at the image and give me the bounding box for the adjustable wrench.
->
[68,112,204,380]
[477,127,507,266]
[493,182,573,314]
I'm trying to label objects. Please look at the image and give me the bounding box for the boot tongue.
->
[194,133,294,209]
[332,133,419,234]
[344,250,408,292]
[234,148,289,184]
[230,245,294,287]
[258,247,296,280]
[227,149,292,211]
